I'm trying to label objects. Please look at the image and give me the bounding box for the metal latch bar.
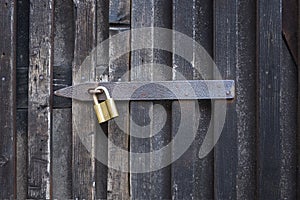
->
[54,80,235,101]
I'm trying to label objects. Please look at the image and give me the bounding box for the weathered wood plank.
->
[52,109,72,199]
[0,1,17,198]
[16,110,28,200]
[72,0,97,199]
[257,0,288,198]
[16,0,29,109]
[172,0,214,199]
[279,41,297,199]
[52,1,74,197]
[27,0,54,198]
[107,29,130,199]
[214,0,257,199]
[130,0,172,199]
[95,0,109,199]
[53,0,74,109]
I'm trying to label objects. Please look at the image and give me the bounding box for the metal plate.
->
[54,80,235,101]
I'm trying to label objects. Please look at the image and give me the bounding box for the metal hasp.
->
[54,80,235,101]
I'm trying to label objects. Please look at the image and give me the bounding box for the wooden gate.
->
[0,0,299,199]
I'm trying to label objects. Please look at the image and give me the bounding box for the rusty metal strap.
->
[54,80,235,101]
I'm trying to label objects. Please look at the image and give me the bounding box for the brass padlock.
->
[93,86,119,123]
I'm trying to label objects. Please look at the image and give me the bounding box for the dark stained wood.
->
[214,0,257,199]
[53,0,74,109]
[279,40,297,199]
[51,1,74,198]
[16,110,28,200]
[172,0,214,199]
[52,109,73,199]
[0,1,17,199]
[107,29,130,199]
[72,1,97,199]
[193,1,214,199]
[95,0,109,199]
[282,0,298,65]
[257,0,291,198]
[130,0,172,199]
[16,0,29,109]
[27,0,54,198]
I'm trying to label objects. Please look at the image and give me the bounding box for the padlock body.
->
[94,102,110,123]
[105,98,119,119]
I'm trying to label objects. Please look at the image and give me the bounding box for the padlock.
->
[92,86,119,123]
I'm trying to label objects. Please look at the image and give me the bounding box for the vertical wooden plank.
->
[235,1,257,199]
[27,0,54,198]
[257,0,292,199]
[130,0,172,199]
[279,41,297,199]
[95,0,109,199]
[16,0,29,109]
[72,1,97,199]
[214,0,257,199]
[52,109,73,198]
[16,0,29,198]
[52,0,74,198]
[172,0,214,199]
[194,1,214,199]
[0,1,17,198]
[214,1,238,198]
[106,2,130,199]
[16,110,28,199]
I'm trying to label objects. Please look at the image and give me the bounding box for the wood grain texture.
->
[130,0,172,199]
[214,0,257,199]
[27,0,54,198]
[95,0,109,199]
[53,0,74,109]
[52,109,73,199]
[172,0,214,199]
[279,40,297,199]
[16,0,29,109]
[107,29,130,199]
[52,1,74,198]
[257,0,285,198]
[16,110,28,200]
[0,1,17,199]
[72,0,97,199]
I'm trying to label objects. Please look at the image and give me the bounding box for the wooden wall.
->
[0,0,298,199]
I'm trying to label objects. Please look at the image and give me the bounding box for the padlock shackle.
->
[94,86,111,99]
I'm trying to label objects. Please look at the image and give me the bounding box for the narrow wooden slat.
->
[235,1,257,198]
[107,29,130,199]
[52,109,72,198]
[27,0,54,198]
[172,0,214,199]
[279,41,297,199]
[130,0,172,199]
[0,1,17,198]
[214,0,257,199]
[52,1,74,198]
[257,0,287,198]
[16,0,29,109]
[95,0,109,199]
[72,0,97,199]
[193,1,214,199]
[16,110,28,199]
[214,1,238,198]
